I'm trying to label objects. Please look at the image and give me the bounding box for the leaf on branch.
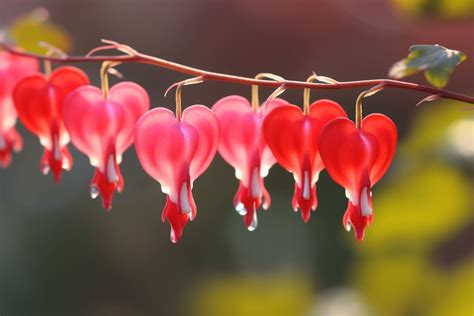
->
[7,8,72,54]
[389,44,467,88]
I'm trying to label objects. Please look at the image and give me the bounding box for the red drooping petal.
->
[0,52,38,166]
[63,82,149,209]
[362,114,398,185]
[13,66,89,181]
[90,158,124,211]
[212,96,287,229]
[0,127,22,167]
[342,196,373,242]
[134,106,219,242]
[263,99,347,221]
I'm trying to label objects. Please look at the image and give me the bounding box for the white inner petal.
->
[106,154,118,183]
[180,183,192,214]
[360,187,372,216]
[53,135,61,161]
[0,134,6,150]
[303,171,310,200]
[235,169,242,180]
[250,167,261,198]
[346,189,358,206]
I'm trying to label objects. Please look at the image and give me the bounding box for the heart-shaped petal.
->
[263,99,347,221]
[63,82,149,209]
[212,95,287,229]
[134,105,219,242]
[319,113,397,241]
[0,52,38,167]
[13,66,89,181]
[362,114,398,185]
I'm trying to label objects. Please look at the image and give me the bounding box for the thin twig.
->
[1,42,472,104]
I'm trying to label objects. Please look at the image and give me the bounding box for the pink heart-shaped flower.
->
[63,81,150,209]
[134,105,219,243]
[212,95,288,229]
[0,52,38,167]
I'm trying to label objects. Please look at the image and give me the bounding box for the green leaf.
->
[389,44,467,88]
[6,8,72,54]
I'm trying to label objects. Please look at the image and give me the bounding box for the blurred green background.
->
[0,1,473,315]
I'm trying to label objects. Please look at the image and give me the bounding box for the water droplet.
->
[235,202,247,216]
[247,212,258,231]
[90,186,99,199]
[42,165,50,175]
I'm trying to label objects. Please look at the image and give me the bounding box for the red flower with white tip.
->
[134,105,219,243]
[0,51,38,167]
[212,95,288,230]
[263,99,347,222]
[319,114,397,241]
[63,81,150,210]
[13,66,89,182]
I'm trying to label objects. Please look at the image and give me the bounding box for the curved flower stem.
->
[303,74,320,115]
[100,61,121,98]
[1,41,473,104]
[355,83,386,128]
[251,73,285,111]
[167,76,204,121]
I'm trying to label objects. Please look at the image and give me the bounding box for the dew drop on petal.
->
[247,211,258,231]
[90,186,99,199]
[235,202,247,216]
[42,164,50,175]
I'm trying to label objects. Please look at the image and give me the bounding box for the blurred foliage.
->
[352,100,474,316]
[6,8,71,54]
[392,0,474,18]
[188,272,314,316]
[389,45,466,88]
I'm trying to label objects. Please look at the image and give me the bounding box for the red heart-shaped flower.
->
[63,82,150,209]
[13,66,89,182]
[263,99,347,222]
[134,105,219,243]
[212,96,288,230]
[319,114,397,241]
[0,52,38,167]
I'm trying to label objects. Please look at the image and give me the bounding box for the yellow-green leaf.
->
[7,8,72,54]
[389,44,466,88]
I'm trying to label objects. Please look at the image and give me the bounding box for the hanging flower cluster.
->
[0,48,400,243]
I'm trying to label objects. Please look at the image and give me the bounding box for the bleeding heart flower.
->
[263,100,347,222]
[212,96,288,230]
[63,82,150,210]
[134,105,219,243]
[13,66,89,182]
[0,51,38,167]
[319,114,397,241]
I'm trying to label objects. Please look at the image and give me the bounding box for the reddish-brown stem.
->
[2,42,473,104]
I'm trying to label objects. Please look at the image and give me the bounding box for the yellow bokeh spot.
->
[188,271,314,316]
